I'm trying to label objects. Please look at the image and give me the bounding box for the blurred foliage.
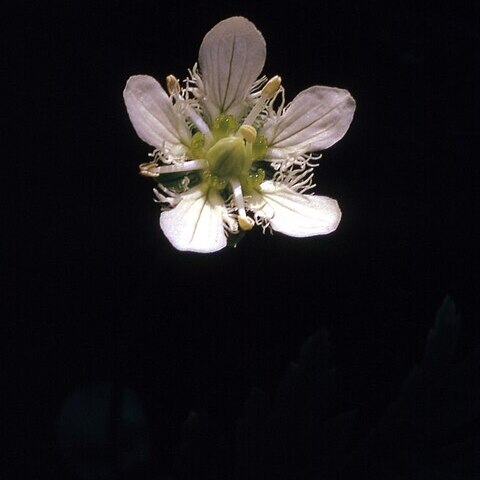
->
[57,297,479,479]
[57,383,151,480]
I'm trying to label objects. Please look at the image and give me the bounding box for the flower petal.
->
[198,16,266,119]
[251,181,341,237]
[263,86,355,155]
[159,186,227,253]
[123,75,190,148]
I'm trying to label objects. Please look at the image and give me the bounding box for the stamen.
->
[238,124,257,143]
[184,106,214,142]
[236,125,257,162]
[242,75,282,126]
[165,73,213,142]
[139,159,207,177]
[230,178,255,231]
[139,160,161,177]
[166,74,181,95]
[261,75,282,98]
[238,216,255,231]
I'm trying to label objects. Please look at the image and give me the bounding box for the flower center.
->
[189,114,268,187]
[185,115,271,231]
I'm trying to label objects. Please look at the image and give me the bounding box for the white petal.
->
[123,75,190,148]
[263,86,355,154]
[160,186,227,253]
[198,17,266,119]
[251,181,341,237]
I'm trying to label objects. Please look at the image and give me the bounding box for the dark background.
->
[9,1,479,478]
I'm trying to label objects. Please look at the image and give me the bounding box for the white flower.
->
[123,16,355,253]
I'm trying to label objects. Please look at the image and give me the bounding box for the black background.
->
[9,1,479,478]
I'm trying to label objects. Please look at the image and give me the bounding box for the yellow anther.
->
[238,215,255,231]
[139,161,160,177]
[238,124,257,143]
[262,75,282,98]
[166,74,180,95]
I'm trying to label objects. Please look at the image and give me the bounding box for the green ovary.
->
[188,115,270,192]
[206,136,250,178]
